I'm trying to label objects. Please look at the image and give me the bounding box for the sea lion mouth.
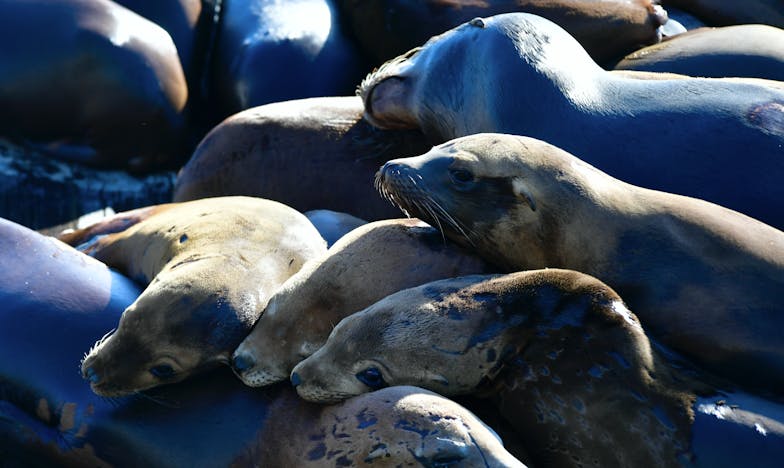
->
[375,161,476,246]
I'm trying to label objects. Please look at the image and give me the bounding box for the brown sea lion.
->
[614,25,784,82]
[0,0,188,171]
[292,270,784,467]
[661,0,784,29]
[173,96,433,221]
[78,196,326,397]
[359,13,784,228]
[339,0,667,66]
[231,218,496,387]
[375,133,784,395]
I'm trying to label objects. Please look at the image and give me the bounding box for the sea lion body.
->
[78,196,326,397]
[614,25,784,82]
[376,133,784,394]
[209,0,367,118]
[293,270,784,467]
[360,13,784,228]
[231,218,496,387]
[0,0,188,170]
[304,209,368,247]
[339,0,667,66]
[173,97,432,221]
[661,0,784,29]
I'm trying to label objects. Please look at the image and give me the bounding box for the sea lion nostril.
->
[84,366,100,384]
[232,353,255,373]
[290,371,302,387]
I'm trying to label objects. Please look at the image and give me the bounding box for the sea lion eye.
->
[149,364,175,379]
[355,367,388,390]
[449,168,475,188]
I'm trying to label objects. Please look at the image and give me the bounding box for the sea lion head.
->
[358,13,599,139]
[80,264,253,397]
[377,133,600,270]
[292,269,657,405]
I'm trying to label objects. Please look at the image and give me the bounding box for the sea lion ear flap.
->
[511,177,537,212]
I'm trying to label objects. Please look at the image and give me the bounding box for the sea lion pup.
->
[375,133,784,395]
[231,218,496,387]
[173,96,432,221]
[0,0,188,171]
[359,13,784,228]
[292,270,784,467]
[242,385,527,467]
[613,25,784,82]
[79,196,326,397]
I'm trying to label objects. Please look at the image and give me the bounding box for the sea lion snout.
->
[83,365,100,384]
[231,353,255,374]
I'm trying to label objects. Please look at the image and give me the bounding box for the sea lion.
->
[78,196,326,397]
[292,270,784,467]
[304,209,367,247]
[375,133,784,395]
[661,0,784,29]
[338,0,667,66]
[0,223,522,466]
[231,218,496,387]
[0,0,188,171]
[208,0,368,118]
[173,96,433,221]
[614,25,784,82]
[359,12,784,228]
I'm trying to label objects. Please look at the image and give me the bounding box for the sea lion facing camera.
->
[293,270,784,467]
[78,196,326,397]
[359,12,784,228]
[376,133,784,395]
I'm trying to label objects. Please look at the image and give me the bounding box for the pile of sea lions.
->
[2,1,784,466]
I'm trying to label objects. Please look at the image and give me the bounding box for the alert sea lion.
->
[0,0,188,171]
[338,0,667,66]
[78,196,326,397]
[359,13,784,228]
[292,270,784,467]
[375,133,784,395]
[173,96,433,221]
[0,221,522,467]
[614,25,784,82]
[231,218,496,387]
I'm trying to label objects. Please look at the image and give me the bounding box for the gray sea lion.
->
[614,25,784,82]
[359,13,784,227]
[375,133,784,395]
[78,196,326,396]
[231,218,496,387]
[293,270,784,467]
[0,0,188,170]
[173,96,433,221]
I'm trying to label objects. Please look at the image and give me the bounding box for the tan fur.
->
[293,270,702,467]
[377,133,784,394]
[79,196,326,396]
[231,218,495,386]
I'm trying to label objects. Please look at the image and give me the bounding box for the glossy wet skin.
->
[79,197,326,397]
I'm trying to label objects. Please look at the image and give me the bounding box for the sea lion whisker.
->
[133,390,181,408]
[425,196,476,246]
